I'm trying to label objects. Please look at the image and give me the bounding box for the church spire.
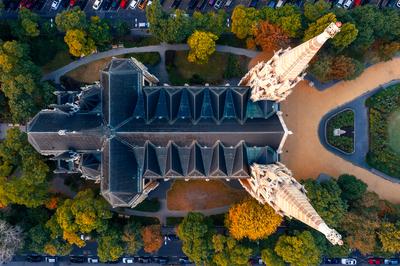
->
[240,162,343,245]
[239,22,342,102]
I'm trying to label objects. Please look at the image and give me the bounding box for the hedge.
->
[326,110,354,153]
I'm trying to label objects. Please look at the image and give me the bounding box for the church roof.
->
[27,57,285,207]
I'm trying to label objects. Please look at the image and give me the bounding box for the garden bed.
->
[326,109,355,154]
[366,84,400,178]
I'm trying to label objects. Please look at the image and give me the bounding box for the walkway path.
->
[122,199,229,226]
[43,44,259,83]
[280,57,400,203]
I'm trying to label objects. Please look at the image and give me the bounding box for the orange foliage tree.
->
[253,21,290,52]
[225,198,282,241]
[141,225,163,253]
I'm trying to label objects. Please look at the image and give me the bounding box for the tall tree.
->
[231,5,259,39]
[122,222,143,255]
[55,7,87,32]
[0,220,23,264]
[97,228,124,262]
[271,5,303,38]
[193,10,227,37]
[177,212,215,265]
[88,16,111,50]
[212,235,253,266]
[337,174,367,202]
[304,0,331,21]
[303,12,336,41]
[165,9,193,43]
[261,248,285,266]
[378,222,400,254]
[253,21,290,51]
[187,31,218,64]
[146,0,167,41]
[141,224,163,253]
[226,198,282,241]
[64,29,96,57]
[332,23,358,49]
[275,231,321,266]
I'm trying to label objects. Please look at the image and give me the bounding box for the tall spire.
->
[239,22,342,102]
[240,162,343,245]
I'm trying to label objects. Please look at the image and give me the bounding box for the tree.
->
[304,0,331,21]
[253,21,290,51]
[231,5,259,39]
[49,189,112,247]
[331,23,358,49]
[164,9,193,43]
[303,12,336,41]
[177,212,215,265]
[97,228,124,262]
[44,239,72,256]
[146,0,167,41]
[212,235,253,266]
[261,248,285,266]
[13,8,40,38]
[122,222,143,255]
[371,41,400,62]
[337,174,367,202]
[275,231,321,266]
[55,7,87,32]
[378,222,400,254]
[187,31,218,64]
[271,5,303,38]
[64,29,96,57]
[141,224,163,253]
[193,10,227,37]
[0,220,23,264]
[328,55,357,80]
[88,16,111,50]
[226,198,282,241]
[26,224,52,254]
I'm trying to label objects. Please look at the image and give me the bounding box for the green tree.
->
[177,212,215,265]
[275,231,321,266]
[332,23,358,49]
[55,7,87,32]
[97,228,124,262]
[337,174,367,202]
[187,31,218,64]
[271,5,303,38]
[12,8,40,38]
[308,53,332,82]
[193,10,226,37]
[164,9,193,43]
[212,235,253,266]
[303,12,336,41]
[304,0,331,21]
[231,5,259,39]
[88,16,111,50]
[146,0,167,41]
[378,222,400,254]
[44,238,73,256]
[26,224,52,254]
[64,29,96,57]
[261,248,285,266]
[122,222,143,255]
[226,198,282,241]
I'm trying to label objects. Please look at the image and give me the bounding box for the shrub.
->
[326,110,354,153]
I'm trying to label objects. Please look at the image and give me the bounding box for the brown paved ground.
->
[279,57,400,203]
[65,57,112,83]
[166,180,247,211]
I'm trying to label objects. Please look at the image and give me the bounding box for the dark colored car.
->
[8,0,21,10]
[188,0,199,8]
[248,0,258,7]
[208,0,216,5]
[102,0,112,9]
[70,256,86,263]
[368,258,385,265]
[152,257,169,264]
[170,0,181,7]
[166,234,179,240]
[26,255,43,263]
[196,0,207,9]
[110,0,120,9]
[324,258,341,264]
[179,257,192,264]
[137,256,151,263]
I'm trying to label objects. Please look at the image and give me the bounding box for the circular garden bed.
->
[366,83,400,178]
[326,109,355,154]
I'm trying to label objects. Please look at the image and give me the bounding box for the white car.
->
[129,0,138,8]
[213,0,224,8]
[93,0,103,9]
[396,0,400,7]
[343,0,353,8]
[45,257,57,263]
[122,258,135,264]
[336,0,344,6]
[50,0,61,9]
[276,0,286,7]
[87,257,99,263]
[341,258,357,265]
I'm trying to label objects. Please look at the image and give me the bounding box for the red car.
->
[119,0,127,8]
[368,258,384,265]
[69,0,76,6]
[19,0,36,9]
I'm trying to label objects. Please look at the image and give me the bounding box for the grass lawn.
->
[388,109,400,154]
[65,57,112,83]
[42,51,74,74]
[167,180,246,211]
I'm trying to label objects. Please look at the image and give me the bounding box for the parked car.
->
[343,0,353,8]
[152,257,169,264]
[69,0,76,7]
[208,0,216,5]
[224,0,232,6]
[385,258,400,265]
[213,0,224,8]
[179,257,192,264]
[341,258,357,265]
[188,0,198,8]
[129,0,137,8]
[138,22,149,28]
[70,256,86,263]
[19,0,36,9]
[369,258,385,265]
[248,0,258,6]
[196,0,207,9]
[122,258,135,264]
[88,257,99,263]
[26,255,43,263]
[276,0,286,7]
[45,257,57,263]
[324,258,342,264]
[119,0,128,8]
[102,0,112,8]
[138,257,151,263]
[93,0,102,9]
[267,0,276,7]
[396,0,400,7]
[110,0,120,9]
[51,0,61,9]
[170,0,181,7]
[336,0,345,6]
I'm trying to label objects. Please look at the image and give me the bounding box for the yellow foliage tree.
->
[187,31,218,64]
[141,225,163,253]
[64,29,96,57]
[225,198,282,240]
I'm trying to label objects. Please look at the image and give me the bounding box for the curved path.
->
[42,43,259,83]
[280,57,400,203]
